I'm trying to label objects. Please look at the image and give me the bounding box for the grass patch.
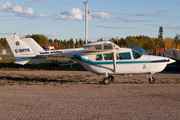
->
[9,81,15,86]
[86,74,91,77]
[18,81,25,85]
[0,58,87,71]
[0,82,6,86]
[175,79,180,84]
[26,81,32,85]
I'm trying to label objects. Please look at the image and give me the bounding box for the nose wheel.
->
[148,73,156,84]
[149,77,155,84]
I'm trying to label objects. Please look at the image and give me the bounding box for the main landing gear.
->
[102,73,156,85]
[103,76,114,85]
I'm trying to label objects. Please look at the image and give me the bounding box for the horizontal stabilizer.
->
[30,55,48,64]
[14,58,32,65]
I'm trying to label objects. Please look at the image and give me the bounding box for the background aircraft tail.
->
[21,38,48,64]
[5,34,47,65]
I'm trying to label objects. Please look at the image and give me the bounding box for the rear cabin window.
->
[96,54,103,60]
[103,54,112,60]
[116,52,131,60]
[132,50,142,59]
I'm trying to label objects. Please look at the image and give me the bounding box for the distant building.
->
[1,48,12,56]
[152,47,166,56]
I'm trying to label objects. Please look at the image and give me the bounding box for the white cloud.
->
[95,26,133,29]
[135,10,171,18]
[61,8,119,21]
[0,2,12,12]
[24,7,34,15]
[0,31,14,36]
[12,6,34,15]
[12,5,23,14]
[120,17,150,22]
[0,2,34,15]
[38,14,49,18]
[53,14,66,20]
[26,0,47,4]
[90,12,118,19]
[88,15,93,21]
[163,25,180,30]
[136,13,153,16]
[62,8,84,21]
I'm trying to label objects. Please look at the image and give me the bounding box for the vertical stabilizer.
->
[5,35,35,65]
[21,38,45,52]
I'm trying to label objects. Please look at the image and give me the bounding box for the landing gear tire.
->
[103,78,110,85]
[108,76,114,83]
[149,77,155,84]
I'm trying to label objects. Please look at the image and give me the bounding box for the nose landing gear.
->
[147,73,156,84]
[149,77,156,84]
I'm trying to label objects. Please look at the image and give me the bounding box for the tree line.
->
[0,34,180,51]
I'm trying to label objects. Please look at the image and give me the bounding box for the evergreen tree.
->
[158,27,163,38]
[0,38,9,48]
[69,38,74,48]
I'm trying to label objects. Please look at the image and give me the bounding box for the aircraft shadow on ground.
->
[0,76,100,85]
[0,63,87,71]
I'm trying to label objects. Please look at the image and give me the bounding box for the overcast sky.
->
[0,0,179,41]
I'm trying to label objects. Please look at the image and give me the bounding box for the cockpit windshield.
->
[132,49,142,59]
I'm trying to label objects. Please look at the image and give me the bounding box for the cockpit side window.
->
[103,54,112,60]
[116,52,131,60]
[96,54,103,60]
[132,50,142,59]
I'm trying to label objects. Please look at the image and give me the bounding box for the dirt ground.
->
[1,70,180,84]
[0,70,180,119]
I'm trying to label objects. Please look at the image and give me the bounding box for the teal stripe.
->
[74,55,167,65]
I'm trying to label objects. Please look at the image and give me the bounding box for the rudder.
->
[5,35,35,65]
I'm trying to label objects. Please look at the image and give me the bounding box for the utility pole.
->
[116,37,118,45]
[84,1,88,44]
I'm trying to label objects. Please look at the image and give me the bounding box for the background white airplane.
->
[5,35,175,84]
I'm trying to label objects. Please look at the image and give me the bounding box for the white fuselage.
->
[5,35,175,74]
[71,48,174,75]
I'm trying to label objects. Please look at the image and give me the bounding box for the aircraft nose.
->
[167,58,176,64]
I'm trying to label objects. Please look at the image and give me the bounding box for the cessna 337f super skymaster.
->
[5,34,175,84]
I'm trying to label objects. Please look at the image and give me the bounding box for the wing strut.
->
[112,51,117,73]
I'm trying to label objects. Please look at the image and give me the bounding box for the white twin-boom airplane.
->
[5,34,175,84]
